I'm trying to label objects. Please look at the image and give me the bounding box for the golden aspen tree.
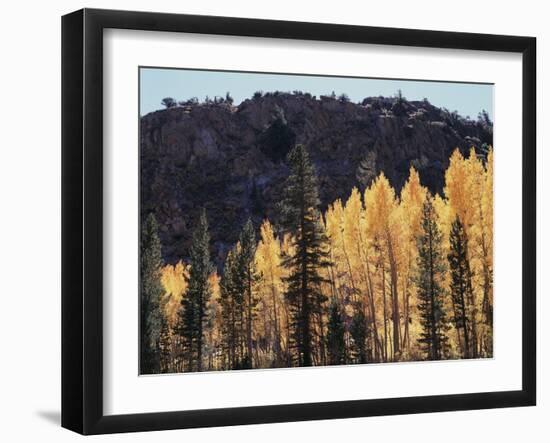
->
[326,200,353,305]
[325,198,356,362]
[255,220,285,366]
[160,261,188,327]
[340,190,365,360]
[160,261,188,372]
[343,187,381,361]
[433,193,452,250]
[481,149,494,330]
[364,173,403,360]
[444,147,494,358]
[343,189,364,298]
[445,149,475,229]
[465,148,493,356]
[205,271,221,370]
[324,201,346,305]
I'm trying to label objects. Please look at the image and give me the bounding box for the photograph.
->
[139,68,494,374]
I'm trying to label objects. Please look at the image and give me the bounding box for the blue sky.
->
[139,67,493,120]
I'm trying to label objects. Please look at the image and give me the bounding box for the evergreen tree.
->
[327,299,346,365]
[159,317,172,373]
[140,213,164,374]
[225,91,234,105]
[239,219,260,368]
[180,209,213,372]
[448,216,475,358]
[161,97,176,108]
[350,302,369,364]
[219,219,260,370]
[280,144,330,366]
[219,246,243,369]
[415,196,449,360]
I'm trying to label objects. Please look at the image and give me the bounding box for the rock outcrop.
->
[140,92,492,265]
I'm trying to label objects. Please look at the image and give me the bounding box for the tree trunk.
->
[357,236,382,362]
[318,311,326,366]
[270,277,282,364]
[197,304,203,372]
[246,266,253,365]
[458,277,470,358]
[300,205,312,367]
[386,232,401,359]
[402,273,411,353]
[382,263,388,362]
[428,225,439,360]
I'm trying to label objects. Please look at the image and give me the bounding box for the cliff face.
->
[140,93,492,265]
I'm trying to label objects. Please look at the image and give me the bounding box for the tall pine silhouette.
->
[448,216,476,358]
[280,144,330,366]
[218,220,259,369]
[140,213,164,374]
[350,302,369,364]
[327,299,346,365]
[239,219,260,368]
[180,209,213,371]
[415,196,449,360]
[219,246,243,369]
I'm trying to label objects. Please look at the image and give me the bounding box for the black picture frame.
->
[62,8,536,435]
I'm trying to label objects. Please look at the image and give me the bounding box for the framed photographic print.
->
[61,8,536,435]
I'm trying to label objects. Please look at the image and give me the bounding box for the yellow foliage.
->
[364,173,397,239]
[160,261,188,327]
[400,167,427,241]
[255,220,283,286]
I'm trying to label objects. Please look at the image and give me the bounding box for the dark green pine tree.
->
[219,220,260,370]
[159,317,172,373]
[448,216,475,358]
[350,302,369,364]
[280,144,330,367]
[180,209,213,372]
[140,213,164,374]
[219,247,242,370]
[238,219,260,369]
[415,196,450,360]
[326,299,346,365]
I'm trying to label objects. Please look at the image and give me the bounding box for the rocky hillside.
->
[140,92,492,265]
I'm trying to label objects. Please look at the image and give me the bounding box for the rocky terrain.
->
[140,92,493,266]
